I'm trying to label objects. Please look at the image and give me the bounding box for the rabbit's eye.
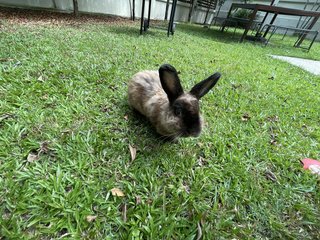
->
[174,107,182,117]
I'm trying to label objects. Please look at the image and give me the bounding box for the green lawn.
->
[1,10,320,239]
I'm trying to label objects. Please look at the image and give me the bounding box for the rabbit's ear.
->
[159,64,184,103]
[190,72,221,99]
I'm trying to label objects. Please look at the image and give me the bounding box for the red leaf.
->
[301,158,320,175]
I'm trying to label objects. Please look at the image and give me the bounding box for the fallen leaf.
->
[86,215,97,222]
[231,83,242,90]
[265,170,277,182]
[301,158,320,175]
[39,141,50,154]
[196,142,204,147]
[198,155,208,166]
[135,196,142,205]
[108,84,118,91]
[182,182,190,194]
[37,75,44,82]
[0,58,14,62]
[13,61,21,67]
[111,188,125,197]
[41,94,49,100]
[270,130,278,146]
[302,158,320,169]
[100,105,109,113]
[121,203,127,222]
[129,144,136,161]
[270,139,278,146]
[61,129,72,134]
[0,113,15,122]
[241,113,250,122]
[27,152,39,162]
[226,143,233,148]
[266,115,279,122]
[196,222,202,240]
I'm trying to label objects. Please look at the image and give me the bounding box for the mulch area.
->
[0,6,134,27]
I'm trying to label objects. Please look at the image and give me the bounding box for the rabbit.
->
[128,64,221,139]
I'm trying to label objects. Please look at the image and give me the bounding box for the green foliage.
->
[232,8,253,19]
[0,19,319,239]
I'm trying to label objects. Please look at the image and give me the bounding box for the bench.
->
[210,16,261,37]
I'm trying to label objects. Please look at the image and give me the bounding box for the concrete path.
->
[270,55,320,75]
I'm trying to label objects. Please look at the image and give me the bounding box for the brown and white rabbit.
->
[128,64,221,138]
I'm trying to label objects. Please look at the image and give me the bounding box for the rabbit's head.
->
[159,64,221,138]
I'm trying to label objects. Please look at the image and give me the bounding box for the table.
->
[222,3,320,47]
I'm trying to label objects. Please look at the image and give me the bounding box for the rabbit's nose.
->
[186,128,201,137]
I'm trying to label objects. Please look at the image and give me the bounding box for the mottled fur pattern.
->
[128,71,180,136]
[128,64,221,138]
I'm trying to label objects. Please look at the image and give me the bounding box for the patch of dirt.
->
[0,6,134,27]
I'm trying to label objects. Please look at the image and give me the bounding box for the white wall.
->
[0,0,319,39]
[0,0,73,11]
[0,0,216,23]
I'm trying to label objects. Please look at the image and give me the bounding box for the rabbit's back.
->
[128,70,168,118]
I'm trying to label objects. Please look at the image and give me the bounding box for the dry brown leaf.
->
[0,58,14,62]
[270,139,281,147]
[61,129,72,134]
[196,222,203,240]
[41,94,49,100]
[39,141,50,154]
[0,113,15,122]
[231,83,242,90]
[100,105,109,113]
[135,196,142,205]
[198,156,208,167]
[86,215,97,222]
[182,182,190,194]
[111,188,125,197]
[27,152,39,162]
[241,113,251,122]
[37,75,44,82]
[266,115,279,122]
[265,170,277,182]
[121,203,127,222]
[129,144,137,162]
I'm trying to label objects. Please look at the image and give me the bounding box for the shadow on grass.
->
[126,107,178,145]
[108,22,268,49]
[108,24,173,39]
[107,22,243,44]
[177,23,243,44]
[122,100,172,146]
[123,104,187,160]
[176,24,310,53]
[108,25,141,37]
[115,23,320,59]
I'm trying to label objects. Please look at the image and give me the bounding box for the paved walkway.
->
[270,55,320,75]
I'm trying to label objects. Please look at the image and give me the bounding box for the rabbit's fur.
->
[128,64,220,138]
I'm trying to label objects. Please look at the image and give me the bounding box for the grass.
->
[1,9,320,239]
